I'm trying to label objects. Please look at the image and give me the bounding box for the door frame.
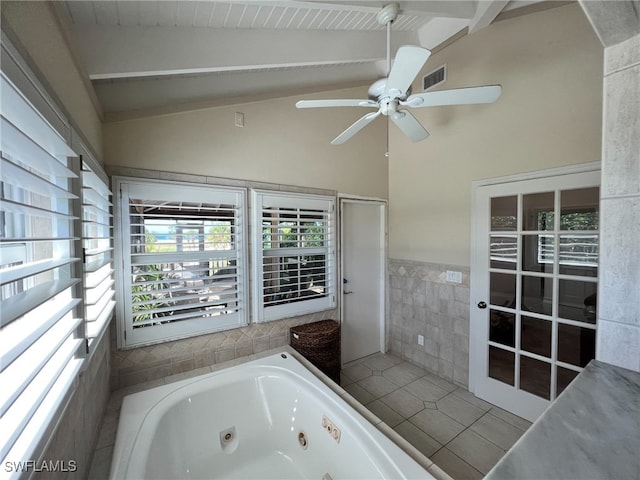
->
[469,162,601,417]
[339,196,388,366]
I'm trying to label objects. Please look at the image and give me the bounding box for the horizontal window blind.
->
[0,73,84,466]
[115,179,247,347]
[253,191,335,323]
[82,160,115,348]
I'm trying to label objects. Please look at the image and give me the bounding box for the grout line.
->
[432,445,485,478]
[464,411,513,452]
[487,406,532,432]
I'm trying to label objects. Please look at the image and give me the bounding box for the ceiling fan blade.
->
[385,45,431,97]
[402,85,502,108]
[390,110,430,143]
[296,99,378,109]
[331,110,381,145]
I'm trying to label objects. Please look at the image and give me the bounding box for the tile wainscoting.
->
[33,327,111,479]
[388,259,471,388]
[110,310,337,390]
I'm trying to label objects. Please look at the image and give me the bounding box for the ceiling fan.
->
[295,3,502,145]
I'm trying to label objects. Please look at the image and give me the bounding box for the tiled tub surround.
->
[486,360,640,479]
[90,349,532,480]
[389,259,471,387]
[110,352,435,480]
[89,348,453,480]
[110,310,336,390]
[34,328,111,480]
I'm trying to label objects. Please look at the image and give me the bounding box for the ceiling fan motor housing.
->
[376,3,400,26]
[368,78,410,115]
[367,78,387,100]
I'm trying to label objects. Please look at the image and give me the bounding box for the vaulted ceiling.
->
[54,1,545,118]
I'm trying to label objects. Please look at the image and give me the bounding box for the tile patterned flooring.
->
[89,351,532,479]
[341,353,532,479]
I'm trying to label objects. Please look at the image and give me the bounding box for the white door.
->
[340,199,386,364]
[470,167,600,421]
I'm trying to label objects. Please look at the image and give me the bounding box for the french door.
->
[470,167,600,421]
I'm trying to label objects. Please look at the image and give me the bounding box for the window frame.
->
[113,177,249,348]
[81,157,115,352]
[252,190,336,323]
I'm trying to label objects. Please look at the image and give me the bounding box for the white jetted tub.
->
[110,352,434,479]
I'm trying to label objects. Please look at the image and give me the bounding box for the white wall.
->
[104,86,388,199]
[389,3,603,266]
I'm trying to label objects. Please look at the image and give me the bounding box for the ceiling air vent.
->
[423,65,446,91]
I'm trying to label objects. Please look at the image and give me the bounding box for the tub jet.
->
[298,431,308,449]
[220,426,239,454]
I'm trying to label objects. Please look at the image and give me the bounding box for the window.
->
[82,160,115,349]
[0,73,84,464]
[114,178,247,347]
[253,190,336,322]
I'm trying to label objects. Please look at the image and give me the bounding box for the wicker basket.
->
[290,320,341,384]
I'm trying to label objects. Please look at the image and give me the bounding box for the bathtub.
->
[110,351,435,479]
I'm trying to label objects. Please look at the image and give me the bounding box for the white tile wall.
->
[596,319,640,372]
[597,28,640,372]
[599,197,640,325]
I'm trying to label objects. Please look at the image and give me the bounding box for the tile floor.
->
[341,353,532,479]
[89,351,532,479]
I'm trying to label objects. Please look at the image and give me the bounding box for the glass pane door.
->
[471,170,600,421]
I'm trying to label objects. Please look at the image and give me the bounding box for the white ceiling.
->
[55,0,544,118]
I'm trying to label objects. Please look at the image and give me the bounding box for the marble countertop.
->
[485,360,640,480]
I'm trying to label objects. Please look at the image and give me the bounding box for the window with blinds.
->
[82,161,115,349]
[0,74,85,465]
[114,178,247,347]
[253,191,336,323]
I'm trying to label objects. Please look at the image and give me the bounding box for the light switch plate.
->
[234,112,244,127]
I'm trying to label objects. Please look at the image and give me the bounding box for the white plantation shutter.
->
[253,191,336,322]
[82,160,115,349]
[0,73,84,466]
[115,178,248,347]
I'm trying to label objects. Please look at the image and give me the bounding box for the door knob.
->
[344,291,353,295]
[477,301,487,309]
